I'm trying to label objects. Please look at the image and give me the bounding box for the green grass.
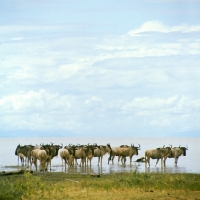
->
[0,171,200,200]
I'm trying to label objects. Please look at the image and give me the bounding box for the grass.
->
[0,171,200,200]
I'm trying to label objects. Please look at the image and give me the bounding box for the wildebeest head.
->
[51,144,63,157]
[15,144,20,155]
[15,144,27,156]
[131,144,141,155]
[41,144,52,156]
[86,144,95,155]
[179,145,188,156]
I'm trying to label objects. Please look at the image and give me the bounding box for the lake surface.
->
[0,137,199,174]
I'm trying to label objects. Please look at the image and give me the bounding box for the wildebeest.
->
[59,148,74,169]
[15,144,37,167]
[108,145,129,164]
[15,145,26,166]
[88,144,111,166]
[30,149,48,171]
[70,144,93,167]
[145,146,172,167]
[166,145,188,166]
[40,143,62,170]
[118,144,141,165]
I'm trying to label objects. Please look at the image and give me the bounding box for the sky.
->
[0,0,200,138]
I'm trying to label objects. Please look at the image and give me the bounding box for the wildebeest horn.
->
[163,145,165,148]
[137,144,141,149]
[169,144,172,148]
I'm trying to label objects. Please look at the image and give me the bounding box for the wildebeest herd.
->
[15,143,188,171]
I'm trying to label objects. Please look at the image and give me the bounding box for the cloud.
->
[1,18,200,136]
[128,20,200,36]
[85,96,103,109]
[0,89,80,131]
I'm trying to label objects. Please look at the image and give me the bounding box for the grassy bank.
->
[0,171,200,200]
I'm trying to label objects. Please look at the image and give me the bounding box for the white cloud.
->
[0,89,73,113]
[128,20,200,36]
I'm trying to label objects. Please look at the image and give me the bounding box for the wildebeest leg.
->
[61,158,64,166]
[75,159,79,166]
[112,155,115,164]
[18,155,19,167]
[155,158,160,167]
[30,158,33,171]
[46,157,51,171]
[121,156,126,165]
[175,157,178,167]
[81,157,85,167]
[20,156,23,166]
[130,156,132,166]
[163,157,167,167]
[108,157,110,164]
[31,158,37,171]
[27,156,30,167]
[100,156,103,166]
[118,157,124,165]
[118,156,121,165]
[108,153,111,164]
[145,156,150,167]
[64,158,67,170]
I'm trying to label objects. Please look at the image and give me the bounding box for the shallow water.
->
[0,137,199,174]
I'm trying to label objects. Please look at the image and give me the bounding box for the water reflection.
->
[0,162,194,175]
[61,165,104,174]
[144,166,188,173]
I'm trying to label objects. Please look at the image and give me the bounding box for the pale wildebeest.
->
[145,146,172,167]
[39,143,62,170]
[108,145,129,164]
[166,145,188,167]
[40,143,53,170]
[88,144,111,166]
[118,144,141,165]
[30,149,48,171]
[59,148,74,169]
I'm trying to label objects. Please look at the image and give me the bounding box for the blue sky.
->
[0,0,200,137]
